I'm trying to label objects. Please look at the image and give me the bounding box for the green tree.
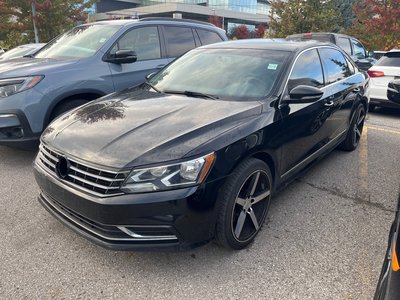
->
[269,0,343,37]
[0,0,95,48]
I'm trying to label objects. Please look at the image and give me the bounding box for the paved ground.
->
[0,108,399,300]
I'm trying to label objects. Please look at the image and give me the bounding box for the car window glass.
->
[376,52,400,67]
[345,57,355,74]
[351,39,366,58]
[197,29,223,45]
[287,49,324,91]
[337,37,352,55]
[110,26,161,61]
[163,26,196,57]
[319,48,351,84]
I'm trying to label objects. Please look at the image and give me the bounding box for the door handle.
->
[324,101,334,107]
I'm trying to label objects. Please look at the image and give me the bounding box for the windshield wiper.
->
[163,90,219,100]
[23,54,34,58]
[143,81,161,93]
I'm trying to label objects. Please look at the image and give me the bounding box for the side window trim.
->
[104,25,163,61]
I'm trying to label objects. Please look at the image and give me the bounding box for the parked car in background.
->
[387,79,400,106]
[286,32,376,71]
[373,50,387,60]
[0,43,46,61]
[34,39,369,251]
[0,48,6,55]
[0,18,227,149]
[367,50,400,110]
[374,194,400,299]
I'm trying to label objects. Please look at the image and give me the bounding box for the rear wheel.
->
[339,103,366,151]
[50,99,88,121]
[215,158,272,250]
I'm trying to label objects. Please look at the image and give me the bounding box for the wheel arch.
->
[44,89,106,127]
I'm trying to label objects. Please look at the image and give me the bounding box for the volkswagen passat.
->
[34,40,369,251]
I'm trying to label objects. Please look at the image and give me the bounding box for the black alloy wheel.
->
[339,103,366,151]
[216,158,272,249]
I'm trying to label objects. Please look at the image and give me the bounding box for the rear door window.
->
[319,48,351,84]
[337,37,352,55]
[163,26,196,57]
[287,49,324,91]
[196,29,223,45]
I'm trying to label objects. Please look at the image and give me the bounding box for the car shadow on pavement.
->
[0,146,37,168]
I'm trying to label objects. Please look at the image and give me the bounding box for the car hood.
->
[0,57,79,78]
[42,88,263,169]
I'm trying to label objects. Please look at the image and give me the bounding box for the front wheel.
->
[339,103,366,151]
[215,158,272,250]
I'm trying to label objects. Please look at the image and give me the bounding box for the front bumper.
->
[34,160,223,251]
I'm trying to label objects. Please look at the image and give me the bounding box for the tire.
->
[368,104,376,112]
[339,103,366,151]
[215,158,272,250]
[50,99,88,121]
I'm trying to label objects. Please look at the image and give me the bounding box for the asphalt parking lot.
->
[1,108,399,300]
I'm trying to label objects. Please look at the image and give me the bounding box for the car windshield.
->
[149,48,289,100]
[35,24,121,59]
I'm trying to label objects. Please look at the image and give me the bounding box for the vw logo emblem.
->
[56,156,70,179]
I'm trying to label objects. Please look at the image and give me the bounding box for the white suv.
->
[368,49,400,110]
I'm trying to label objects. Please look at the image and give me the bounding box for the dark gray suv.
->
[0,18,227,148]
[286,32,377,71]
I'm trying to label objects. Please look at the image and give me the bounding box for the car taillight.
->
[303,33,312,37]
[392,241,399,272]
[367,70,385,77]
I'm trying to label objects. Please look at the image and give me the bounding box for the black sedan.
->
[34,40,369,251]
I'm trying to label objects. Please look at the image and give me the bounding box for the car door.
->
[278,48,332,179]
[318,47,356,139]
[107,25,169,91]
[161,25,198,63]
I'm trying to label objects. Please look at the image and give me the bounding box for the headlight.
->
[121,153,215,193]
[0,76,44,98]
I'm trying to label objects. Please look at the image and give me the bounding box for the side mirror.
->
[387,80,400,104]
[283,85,323,104]
[105,50,137,64]
[145,72,157,80]
[368,50,375,58]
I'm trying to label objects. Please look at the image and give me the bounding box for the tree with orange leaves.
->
[349,0,400,50]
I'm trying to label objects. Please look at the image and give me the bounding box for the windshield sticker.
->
[268,63,278,70]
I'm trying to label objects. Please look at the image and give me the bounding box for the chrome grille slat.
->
[38,143,128,197]
[69,166,125,182]
[38,152,56,169]
[68,174,120,190]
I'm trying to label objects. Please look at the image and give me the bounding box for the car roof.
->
[202,39,334,53]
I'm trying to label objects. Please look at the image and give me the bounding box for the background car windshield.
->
[35,25,121,59]
[376,52,400,67]
[150,48,289,100]
[0,46,33,60]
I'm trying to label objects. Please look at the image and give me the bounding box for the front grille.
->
[37,143,129,197]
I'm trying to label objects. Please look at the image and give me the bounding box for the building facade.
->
[94,0,270,29]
